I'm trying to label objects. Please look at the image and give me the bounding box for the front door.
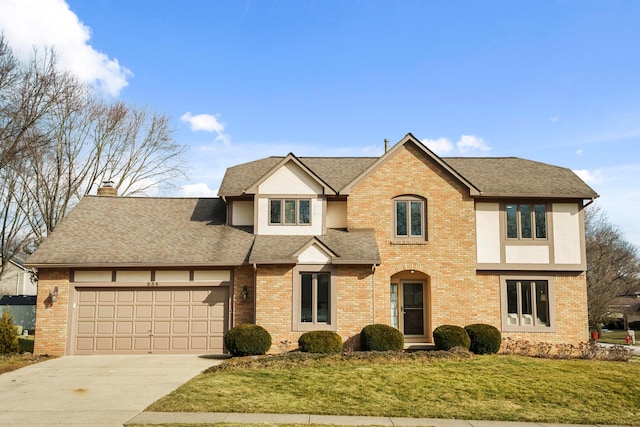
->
[402,282,424,336]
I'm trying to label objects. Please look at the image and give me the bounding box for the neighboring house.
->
[0,254,37,297]
[608,284,640,328]
[26,134,598,356]
[0,295,37,334]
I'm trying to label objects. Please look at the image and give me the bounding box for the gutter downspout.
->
[253,263,258,324]
[371,264,377,324]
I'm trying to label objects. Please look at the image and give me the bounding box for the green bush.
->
[464,323,502,354]
[433,325,470,351]
[629,321,640,331]
[298,331,343,353]
[224,324,272,356]
[360,324,404,351]
[0,310,19,354]
[18,337,34,353]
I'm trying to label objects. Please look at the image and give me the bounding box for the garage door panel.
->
[97,306,115,319]
[74,286,228,354]
[136,291,153,302]
[96,321,114,334]
[116,305,134,318]
[117,290,134,302]
[173,306,189,318]
[155,321,170,334]
[115,337,133,351]
[78,306,95,318]
[95,337,114,350]
[116,321,133,334]
[174,290,190,302]
[136,305,152,318]
[134,337,151,350]
[154,305,171,318]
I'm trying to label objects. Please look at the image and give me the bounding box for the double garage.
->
[69,270,231,355]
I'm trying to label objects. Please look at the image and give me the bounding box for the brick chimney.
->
[97,181,117,197]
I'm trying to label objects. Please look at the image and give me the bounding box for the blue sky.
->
[1,0,639,247]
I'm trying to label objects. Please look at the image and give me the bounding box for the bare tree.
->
[0,37,187,274]
[585,204,640,331]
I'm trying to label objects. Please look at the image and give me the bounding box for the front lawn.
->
[0,353,49,374]
[147,352,640,425]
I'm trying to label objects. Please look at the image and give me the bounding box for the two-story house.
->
[27,134,598,355]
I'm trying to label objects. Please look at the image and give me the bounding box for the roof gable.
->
[340,133,481,196]
[246,154,335,195]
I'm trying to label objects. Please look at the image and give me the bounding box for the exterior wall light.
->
[49,286,59,303]
[241,285,249,301]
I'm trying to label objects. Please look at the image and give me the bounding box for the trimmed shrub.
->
[629,321,640,331]
[224,324,272,356]
[360,324,404,351]
[298,331,343,354]
[0,310,19,354]
[433,325,470,351]
[464,323,501,354]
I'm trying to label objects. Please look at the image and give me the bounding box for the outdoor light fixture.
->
[241,285,249,301]
[49,286,59,303]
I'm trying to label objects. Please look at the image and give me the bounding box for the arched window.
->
[393,195,427,241]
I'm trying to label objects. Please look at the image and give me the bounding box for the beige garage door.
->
[73,287,228,354]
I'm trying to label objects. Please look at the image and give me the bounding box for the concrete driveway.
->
[0,354,223,426]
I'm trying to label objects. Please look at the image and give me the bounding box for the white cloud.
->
[180,112,225,133]
[422,137,454,155]
[456,134,491,155]
[181,112,231,145]
[573,169,603,185]
[179,183,218,197]
[0,0,132,96]
[550,115,560,123]
[575,149,584,156]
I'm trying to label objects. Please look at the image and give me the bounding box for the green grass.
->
[147,353,640,425]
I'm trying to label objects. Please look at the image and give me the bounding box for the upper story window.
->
[269,198,311,225]
[393,196,426,241]
[506,203,546,239]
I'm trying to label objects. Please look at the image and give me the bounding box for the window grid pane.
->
[534,204,546,239]
[535,281,549,326]
[410,201,422,236]
[299,199,310,224]
[301,274,312,323]
[316,273,330,323]
[270,200,281,224]
[396,201,407,236]
[506,204,518,238]
[520,204,532,239]
[284,200,296,224]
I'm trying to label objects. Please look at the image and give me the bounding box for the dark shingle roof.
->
[443,157,598,198]
[26,197,254,267]
[249,229,380,265]
[219,157,377,196]
[220,154,597,199]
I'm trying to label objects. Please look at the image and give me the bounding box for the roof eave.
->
[26,261,248,269]
[474,192,600,199]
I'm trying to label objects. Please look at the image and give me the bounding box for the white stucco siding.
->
[552,203,582,264]
[505,246,550,264]
[232,201,254,226]
[297,245,331,264]
[258,162,323,195]
[476,202,501,263]
[327,201,347,229]
[256,197,324,235]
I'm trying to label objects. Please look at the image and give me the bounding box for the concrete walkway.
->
[0,354,222,426]
[126,412,639,426]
